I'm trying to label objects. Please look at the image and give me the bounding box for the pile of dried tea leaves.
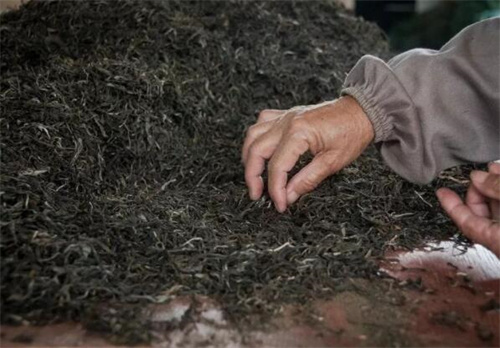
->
[1,0,467,343]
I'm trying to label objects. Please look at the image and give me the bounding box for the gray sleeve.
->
[341,18,500,184]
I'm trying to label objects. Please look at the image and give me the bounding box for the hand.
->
[437,163,500,257]
[242,96,374,212]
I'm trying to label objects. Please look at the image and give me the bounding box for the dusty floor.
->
[2,241,499,347]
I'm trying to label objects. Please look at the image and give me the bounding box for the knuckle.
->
[288,118,308,136]
[289,117,306,130]
[289,105,305,113]
[247,141,262,157]
[298,162,332,194]
[246,124,258,138]
[304,169,325,190]
[258,110,271,121]
[300,178,318,192]
[308,170,323,185]
[247,143,257,156]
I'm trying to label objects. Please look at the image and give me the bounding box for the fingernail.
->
[287,190,299,205]
[471,171,488,184]
[274,202,285,213]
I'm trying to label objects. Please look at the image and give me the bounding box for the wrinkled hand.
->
[242,96,374,212]
[437,163,500,257]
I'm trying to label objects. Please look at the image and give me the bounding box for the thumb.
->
[286,152,336,205]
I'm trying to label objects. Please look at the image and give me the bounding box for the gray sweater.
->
[342,17,499,184]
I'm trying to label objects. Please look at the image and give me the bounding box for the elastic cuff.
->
[341,86,391,143]
[340,55,417,144]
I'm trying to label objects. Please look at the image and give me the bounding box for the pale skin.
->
[242,96,500,257]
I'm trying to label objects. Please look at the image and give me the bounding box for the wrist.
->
[338,95,375,146]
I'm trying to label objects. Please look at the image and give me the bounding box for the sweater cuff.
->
[340,55,414,144]
[341,86,389,143]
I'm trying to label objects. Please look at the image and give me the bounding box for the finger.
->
[470,171,500,200]
[257,109,285,123]
[488,162,500,175]
[486,164,500,220]
[437,188,500,257]
[242,121,274,164]
[245,130,281,200]
[286,152,336,205]
[465,184,491,218]
[267,132,310,212]
[437,187,464,216]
